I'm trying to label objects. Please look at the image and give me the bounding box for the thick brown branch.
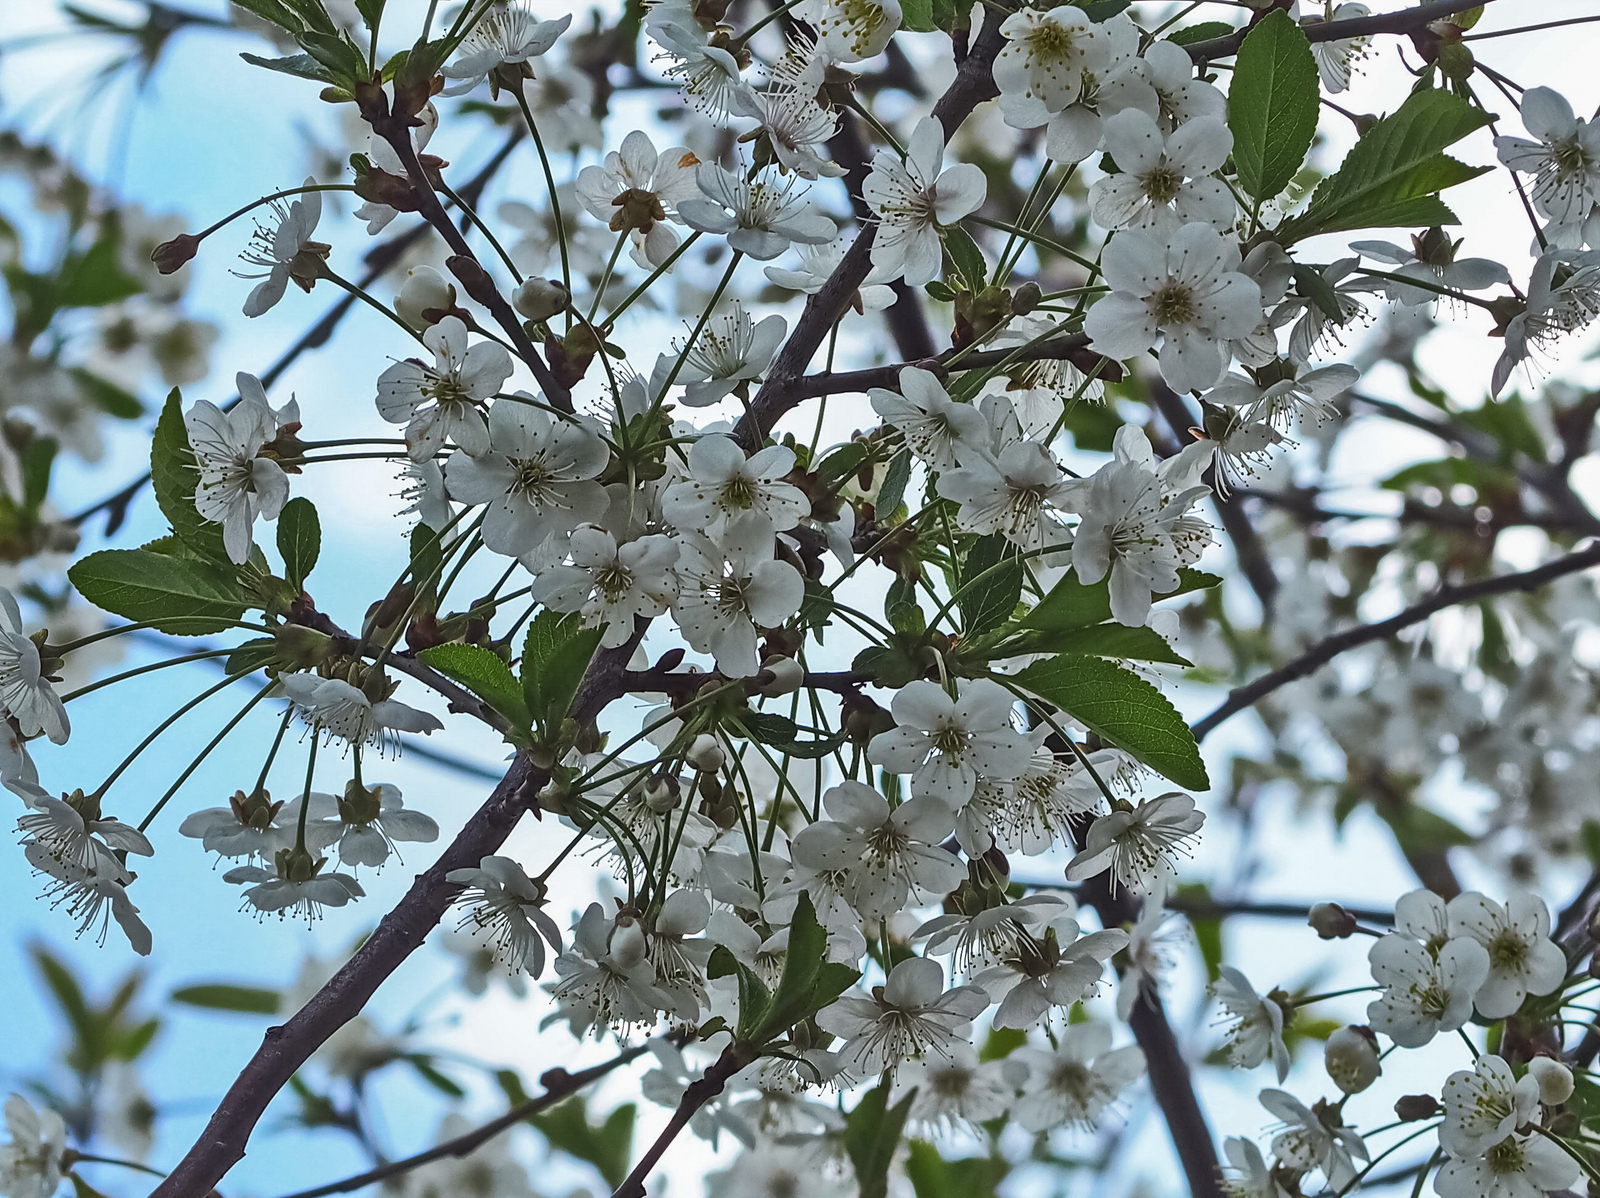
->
[610,1044,748,1198]
[1191,540,1600,742]
[1185,0,1499,62]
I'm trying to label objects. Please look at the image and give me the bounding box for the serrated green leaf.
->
[1292,262,1344,322]
[958,535,1023,637]
[296,30,365,82]
[998,623,1193,666]
[943,226,987,292]
[419,643,530,729]
[520,610,604,736]
[1020,568,1221,633]
[69,549,251,635]
[847,1084,916,1198]
[240,51,336,82]
[1279,88,1493,242]
[753,893,859,1045]
[816,441,869,487]
[407,1056,466,1098]
[743,711,799,745]
[878,447,912,515]
[151,388,232,564]
[230,0,306,32]
[708,945,773,1042]
[276,497,321,590]
[1228,10,1320,202]
[355,0,385,31]
[170,984,280,1014]
[900,0,937,32]
[1014,654,1210,790]
[1167,20,1236,46]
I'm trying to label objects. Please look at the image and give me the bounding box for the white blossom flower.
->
[1440,1054,1541,1160]
[375,316,512,462]
[445,855,564,979]
[532,525,680,647]
[185,373,295,564]
[1365,932,1490,1047]
[1349,237,1510,308]
[867,679,1032,810]
[1138,40,1227,129]
[941,440,1078,552]
[1208,363,1358,432]
[0,588,67,744]
[1009,1022,1146,1132]
[678,165,835,261]
[1042,31,1153,163]
[441,7,570,95]
[981,919,1129,1028]
[994,6,1103,124]
[818,956,989,1076]
[317,782,438,869]
[661,435,810,551]
[352,103,440,235]
[893,1043,1015,1130]
[518,66,603,152]
[916,893,1075,978]
[1261,1089,1367,1191]
[398,459,453,530]
[1446,891,1566,1019]
[1214,966,1290,1082]
[1528,1057,1575,1106]
[1434,1132,1579,1198]
[790,782,964,921]
[677,303,788,407]
[1306,4,1371,93]
[766,239,896,311]
[863,117,988,287]
[225,850,364,922]
[1223,1136,1291,1198]
[869,367,988,471]
[1084,221,1263,393]
[236,178,326,316]
[178,790,327,861]
[1065,793,1206,898]
[444,401,610,559]
[647,890,715,1020]
[1495,87,1600,226]
[1395,887,1452,951]
[575,130,701,269]
[26,841,152,954]
[650,20,748,119]
[18,794,153,876]
[976,735,1114,857]
[0,1095,65,1198]
[1492,249,1600,396]
[670,534,805,676]
[797,0,901,63]
[279,672,444,752]
[733,85,843,181]
[548,903,669,1035]
[1089,112,1234,234]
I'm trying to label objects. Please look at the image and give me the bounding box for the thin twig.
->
[1186,0,1501,62]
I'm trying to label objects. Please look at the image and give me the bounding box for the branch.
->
[151,632,643,1198]
[269,1044,656,1198]
[1191,540,1600,742]
[609,1044,748,1198]
[735,3,1008,449]
[1185,0,1499,62]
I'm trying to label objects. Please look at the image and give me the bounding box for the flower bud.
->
[1308,901,1356,940]
[1394,1094,1440,1122]
[685,733,724,773]
[151,232,201,274]
[394,266,455,329]
[759,655,804,698]
[1528,1056,1575,1106]
[513,276,570,321]
[608,918,647,969]
[1325,1026,1381,1094]
[643,771,681,814]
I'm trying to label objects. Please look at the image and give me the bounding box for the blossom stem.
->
[969,216,1100,272]
[62,648,239,703]
[1290,984,1380,1007]
[732,0,808,48]
[67,1154,169,1179]
[1456,1026,1479,1059]
[843,97,905,157]
[437,179,524,285]
[513,89,573,319]
[193,184,357,242]
[1331,1124,1442,1198]
[255,706,296,796]
[320,267,429,345]
[588,229,629,323]
[1352,265,1500,311]
[94,670,249,800]
[1463,14,1600,39]
[294,733,321,852]
[1406,1149,1442,1198]
[138,685,276,832]
[601,231,701,328]
[48,618,267,656]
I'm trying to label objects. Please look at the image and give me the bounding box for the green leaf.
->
[1377,801,1476,853]
[1014,654,1210,790]
[943,226,987,291]
[979,1026,1027,1061]
[170,984,281,1015]
[20,437,56,513]
[355,0,385,30]
[959,535,1023,637]
[58,236,143,307]
[743,711,799,745]
[815,441,869,487]
[764,728,850,759]
[230,0,307,33]
[707,945,773,1043]
[70,549,251,635]
[906,1142,1007,1198]
[226,637,280,677]
[900,0,937,32]
[151,388,232,564]
[296,30,366,83]
[69,369,143,419]
[998,623,1193,666]
[1279,88,1493,242]
[240,51,336,82]
[1292,263,1344,322]
[276,497,321,590]
[1228,10,1320,202]
[1167,20,1236,46]
[521,611,604,735]
[407,1056,466,1098]
[419,643,530,729]
[1081,0,1130,18]
[878,448,912,515]
[530,1098,636,1190]
[846,1084,916,1198]
[31,946,93,1046]
[1020,568,1221,633]
[753,892,860,1045]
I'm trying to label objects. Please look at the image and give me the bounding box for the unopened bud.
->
[1325,1026,1381,1095]
[151,232,201,274]
[759,655,804,698]
[1011,280,1043,315]
[513,275,571,321]
[1394,1094,1440,1122]
[686,733,724,773]
[394,266,455,329]
[1308,901,1356,940]
[1528,1056,1575,1106]
[609,918,647,969]
[643,771,680,814]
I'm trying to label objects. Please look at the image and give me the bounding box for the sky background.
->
[2,2,1600,1196]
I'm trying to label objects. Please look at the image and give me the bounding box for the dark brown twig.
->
[1185,0,1501,62]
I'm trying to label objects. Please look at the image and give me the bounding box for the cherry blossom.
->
[375,316,512,461]
[863,117,988,287]
[867,679,1032,810]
